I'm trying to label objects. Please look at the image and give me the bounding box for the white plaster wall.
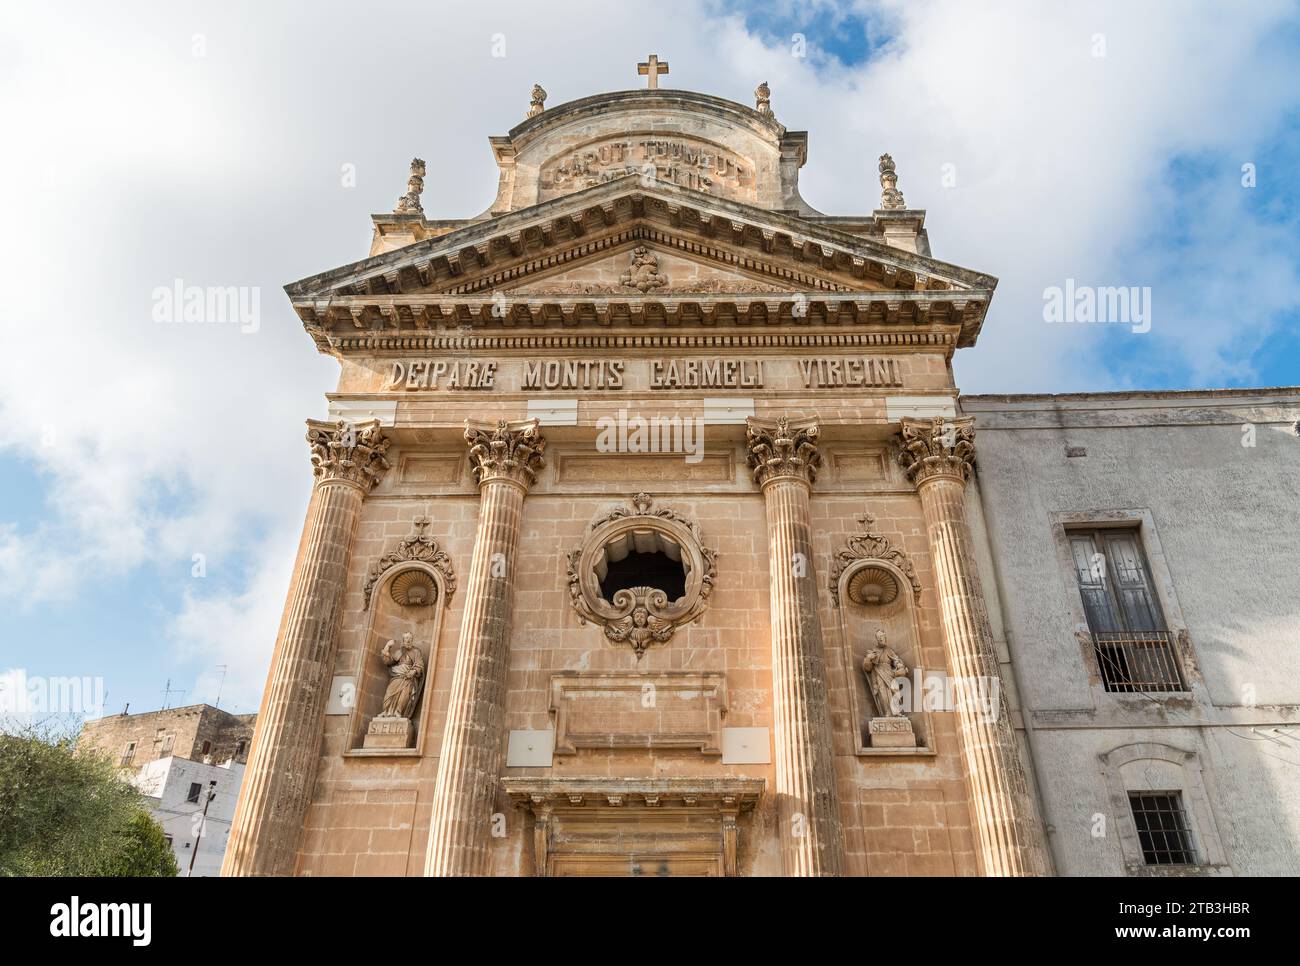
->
[134,756,247,877]
[963,390,1300,876]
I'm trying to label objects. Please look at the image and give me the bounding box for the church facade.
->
[223,64,1300,877]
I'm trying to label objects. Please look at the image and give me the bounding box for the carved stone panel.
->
[550,671,727,755]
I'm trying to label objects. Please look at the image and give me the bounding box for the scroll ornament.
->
[465,418,547,487]
[829,512,921,607]
[896,416,976,484]
[306,419,391,491]
[746,415,821,486]
[362,516,456,609]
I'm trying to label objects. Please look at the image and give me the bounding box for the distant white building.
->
[132,755,247,876]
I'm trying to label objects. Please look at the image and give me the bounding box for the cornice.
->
[501,776,765,810]
[505,89,787,147]
[325,329,958,354]
[297,290,980,348]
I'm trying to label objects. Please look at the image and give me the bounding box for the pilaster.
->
[424,419,546,876]
[223,419,390,876]
[897,416,1047,876]
[746,415,845,876]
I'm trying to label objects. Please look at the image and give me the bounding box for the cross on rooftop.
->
[637,54,669,89]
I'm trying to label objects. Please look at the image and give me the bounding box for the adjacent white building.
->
[133,755,247,877]
[965,388,1300,875]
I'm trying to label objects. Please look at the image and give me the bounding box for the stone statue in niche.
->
[363,632,426,749]
[862,628,917,749]
[862,628,908,717]
[380,633,425,718]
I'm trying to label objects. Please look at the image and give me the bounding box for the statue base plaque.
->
[868,716,917,749]
[364,715,414,749]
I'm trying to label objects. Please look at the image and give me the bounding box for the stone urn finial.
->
[878,153,906,210]
[755,81,772,116]
[528,83,547,118]
[394,157,426,214]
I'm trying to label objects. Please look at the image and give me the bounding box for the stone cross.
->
[637,54,669,89]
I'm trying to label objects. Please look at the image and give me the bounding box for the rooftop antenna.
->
[161,679,185,711]
[213,665,228,709]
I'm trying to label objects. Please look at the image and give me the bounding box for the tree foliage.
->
[0,724,179,877]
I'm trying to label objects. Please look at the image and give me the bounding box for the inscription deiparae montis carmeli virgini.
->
[383,356,904,391]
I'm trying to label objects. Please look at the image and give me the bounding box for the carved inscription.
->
[649,358,764,389]
[381,356,906,391]
[798,357,902,389]
[524,359,624,390]
[387,360,496,390]
[543,135,754,198]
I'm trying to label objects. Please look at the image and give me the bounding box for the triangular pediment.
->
[287,178,999,348]
[289,178,993,298]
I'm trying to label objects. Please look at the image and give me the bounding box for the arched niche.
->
[345,529,455,757]
[829,515,933,757]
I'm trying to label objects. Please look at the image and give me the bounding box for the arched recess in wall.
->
[344,521,456,757]
[1098,741,1229,871]
[829,513,933,757]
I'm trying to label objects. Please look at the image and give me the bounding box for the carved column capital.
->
[306,418,391,491]
[464,418,547,490]
[745,415,822,488]
[896,416,976,486]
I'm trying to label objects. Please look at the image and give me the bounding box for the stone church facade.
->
[223,67,1300,876]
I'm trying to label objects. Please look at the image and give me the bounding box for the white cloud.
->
[0,1,1295,708]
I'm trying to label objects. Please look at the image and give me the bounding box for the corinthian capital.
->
[465,418,547,489]
[306,418,391,490]
[897,416,976,485]
[746,415,822,487]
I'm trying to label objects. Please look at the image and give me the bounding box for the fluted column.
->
[897,416,1047,876]
[425,418,546,876]
[746,416,845,876]
[223,419,390,876]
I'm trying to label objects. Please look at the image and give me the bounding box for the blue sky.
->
[1,0,1297,723]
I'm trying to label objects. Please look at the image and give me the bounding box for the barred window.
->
[1128,791,1197,865]
[1068,529,1186,692]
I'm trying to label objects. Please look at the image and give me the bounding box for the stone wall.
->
[291,402,1000,876]
[80,704,256,771]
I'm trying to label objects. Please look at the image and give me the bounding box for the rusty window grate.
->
[1093,631,1187,693]
[1128,791,1197,865]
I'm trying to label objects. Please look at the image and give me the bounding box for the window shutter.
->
[1103,531,1166,632]
[1070,534,1121,632]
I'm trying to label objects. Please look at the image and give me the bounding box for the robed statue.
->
[378,632,425,719]
[861,628,909,717]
